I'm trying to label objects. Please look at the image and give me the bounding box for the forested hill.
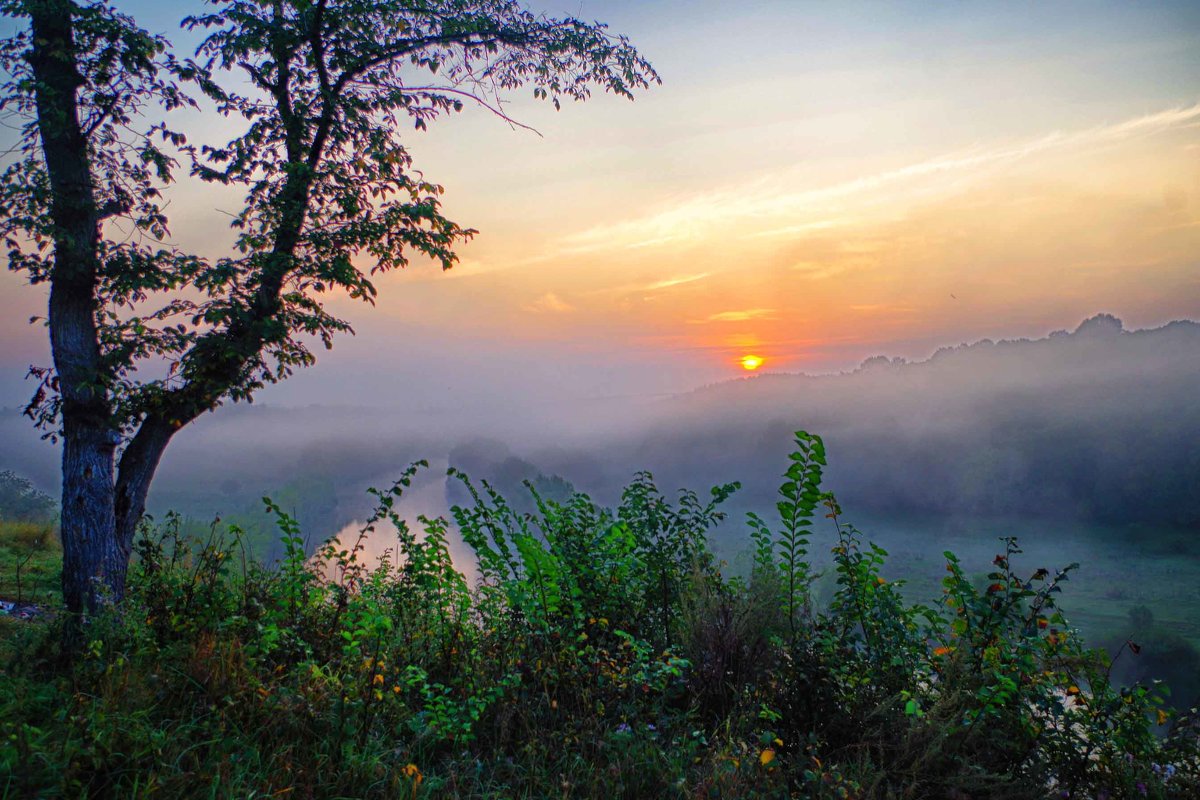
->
[625,315,1200,527]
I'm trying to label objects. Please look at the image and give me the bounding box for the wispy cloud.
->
[699,308,777,323]
[552,103,1200,256]
[643,272,710,291]
[849,304,917,314]
[790,261,853,281]
[526,292,575,313]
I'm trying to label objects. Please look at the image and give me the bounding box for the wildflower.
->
[1136,782,1147,796]
[615,722,632,734]
[373,673,385,686]
[759,748,775,766]
[933,646,954,657]
[1157,709,1169,725]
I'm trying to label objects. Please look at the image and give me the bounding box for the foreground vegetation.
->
[2,433,1198,798]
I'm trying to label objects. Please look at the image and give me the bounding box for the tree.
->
[0,470,56,522]
[0,0,657,614]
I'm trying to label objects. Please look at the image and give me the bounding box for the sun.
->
[740,354,764,371]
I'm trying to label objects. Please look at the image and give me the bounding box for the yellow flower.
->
[759,748,776,766]
[373,674,385,686]
[401,763,423,792]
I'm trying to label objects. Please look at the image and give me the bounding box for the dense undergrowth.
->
[2,432,1198,798]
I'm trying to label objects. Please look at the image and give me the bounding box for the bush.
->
[1,433,1196,798]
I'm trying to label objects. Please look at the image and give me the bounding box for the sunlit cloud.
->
[550,103,1200,258]
[790,261,852,280]
[700,308,777,323]
[641,273,711,291]
[526,292,575,313]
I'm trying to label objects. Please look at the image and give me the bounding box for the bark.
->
[27,0,121,613]
[114,417,175,559]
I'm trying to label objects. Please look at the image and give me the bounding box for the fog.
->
[3,312,1197,546]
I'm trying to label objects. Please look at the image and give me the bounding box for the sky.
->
[1,0,1199,412]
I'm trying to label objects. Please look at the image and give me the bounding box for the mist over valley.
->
[5,314,1196,671]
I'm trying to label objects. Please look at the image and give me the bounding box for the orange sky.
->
[1,1,1198,405]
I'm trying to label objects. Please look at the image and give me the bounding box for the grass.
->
[0,519,60,606]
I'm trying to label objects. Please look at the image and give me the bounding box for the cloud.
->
[790,261,852,280]
[642,272,711,291]
[700,308,777,323]
[526,292,575,313]
[550,103,1200,257]
[849,304,916,314]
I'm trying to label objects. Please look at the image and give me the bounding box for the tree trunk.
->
[114,418,176,559]
[59,427,122,611]
[27,0,124,614]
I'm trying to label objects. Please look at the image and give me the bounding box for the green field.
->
[0,520,60,608]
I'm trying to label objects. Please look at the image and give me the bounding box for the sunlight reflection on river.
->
[316,461,479,584]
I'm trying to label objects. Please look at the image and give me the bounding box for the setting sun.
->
[740,355,764,371]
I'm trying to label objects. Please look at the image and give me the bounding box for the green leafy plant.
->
[2,431,1197,798]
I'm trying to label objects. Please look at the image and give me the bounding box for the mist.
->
[3,312,1197,539]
